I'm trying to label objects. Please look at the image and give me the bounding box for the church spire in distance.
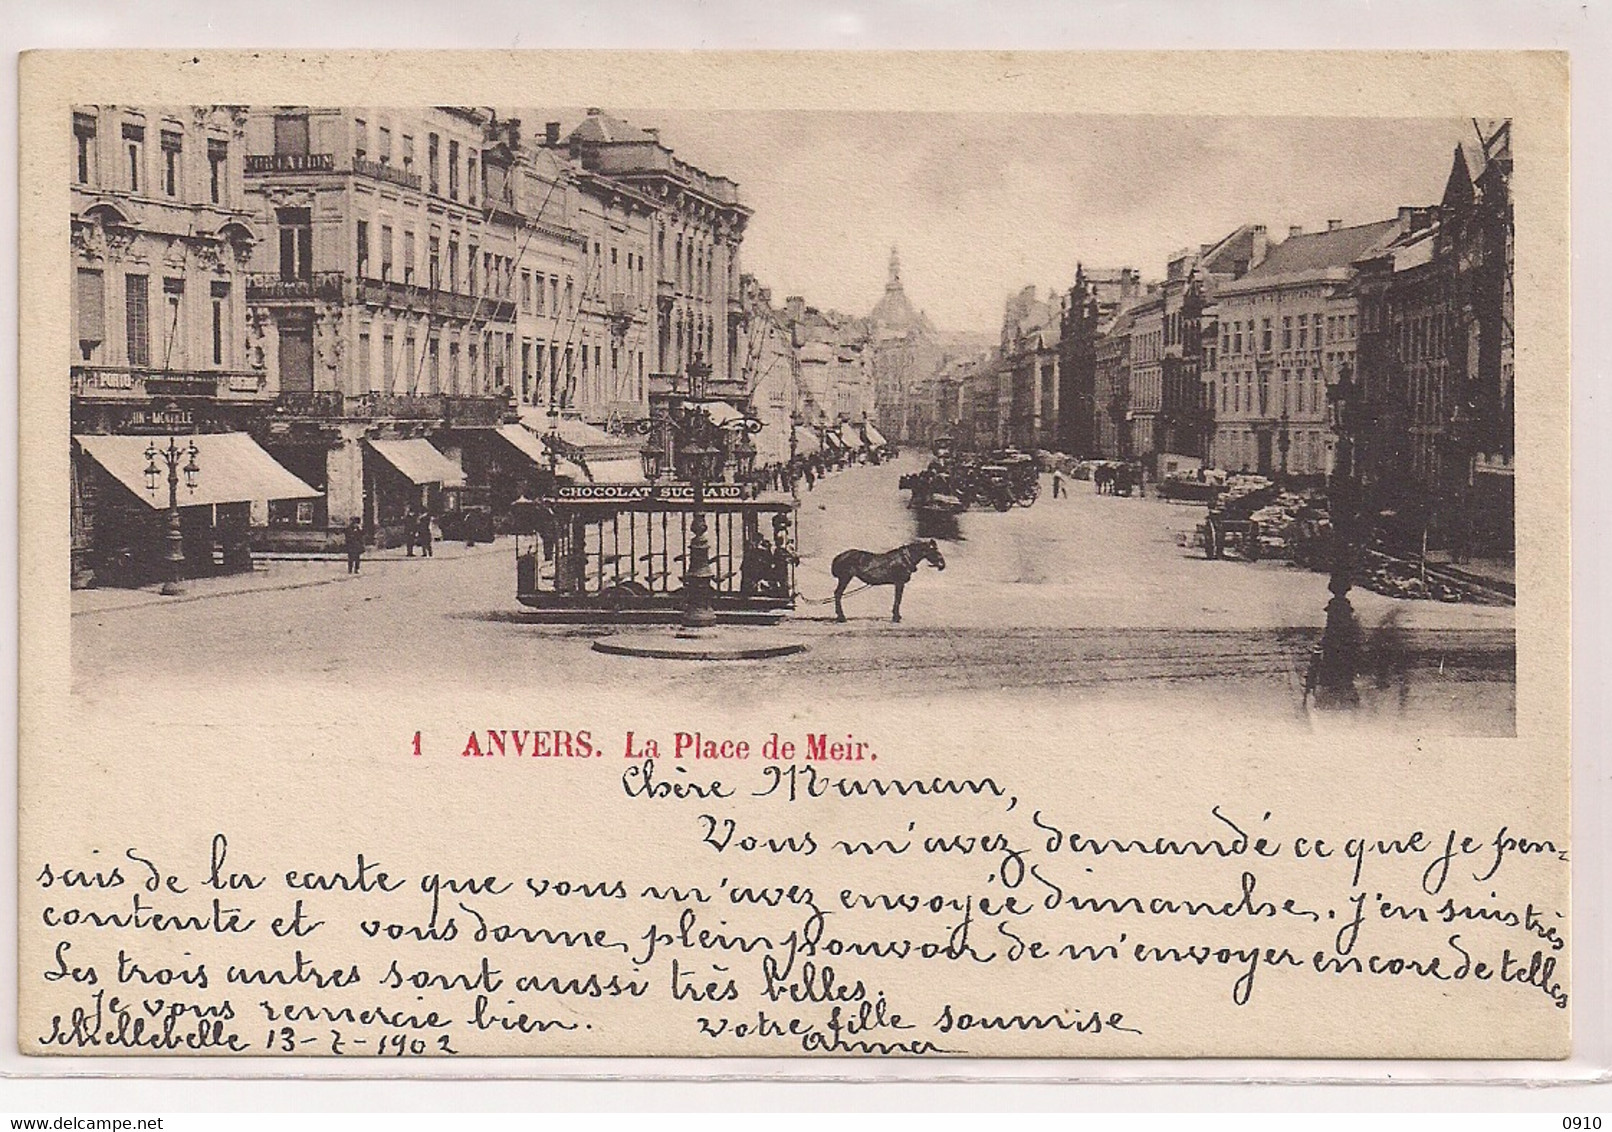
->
[870,242,929,334]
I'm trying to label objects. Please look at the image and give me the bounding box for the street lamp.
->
[144,424,200,597]
[788,410,802,501]
[1312,363,1361,709]
[678,356,722,630]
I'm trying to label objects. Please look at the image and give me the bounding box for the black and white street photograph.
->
[67,106,1516,732]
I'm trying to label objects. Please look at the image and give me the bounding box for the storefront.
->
[71,432,319,588]
[363,438,466,548]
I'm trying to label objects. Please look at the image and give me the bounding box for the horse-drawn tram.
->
[510,482,799,616]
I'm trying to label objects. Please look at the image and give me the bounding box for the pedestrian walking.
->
[1051,468,1065,499]
[344,517,365,575]
[403,508,417,557]
[416,511,434,558]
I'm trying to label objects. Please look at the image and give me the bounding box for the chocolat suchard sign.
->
[550,482,761,503]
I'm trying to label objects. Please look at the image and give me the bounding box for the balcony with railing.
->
[351,276,516,322]
[71,366,271,401]
[352,155,423,191]
[274,390,514,424]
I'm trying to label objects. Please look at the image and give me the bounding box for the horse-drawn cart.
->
[511,482,798,615]
[1198,480,1279,560]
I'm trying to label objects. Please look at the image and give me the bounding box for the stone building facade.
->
[239,105,518,546]
[69,104,285,586]
[1209,218,1401,481]
[1351,127,1514,558]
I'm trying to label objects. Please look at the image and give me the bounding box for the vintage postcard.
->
[17,51,1570,1062]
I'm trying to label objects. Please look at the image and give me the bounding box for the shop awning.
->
[821,426,849,451]
[366,438,465,487]
[515,406,644,459]
[862,422,889,448]
[689,400,751,429]
[792,426,822,455]
[74,432,320,509]
[493,424,587,479]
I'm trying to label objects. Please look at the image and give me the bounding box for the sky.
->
[543,110,1478,334]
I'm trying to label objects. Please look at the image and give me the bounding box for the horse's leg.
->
[833,575,849,622]
[891,580,904,623]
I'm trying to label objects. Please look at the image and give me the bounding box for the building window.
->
[378,125,392,165]
[402,134,414,173]
[428,235,441,290]
[467,154,477,205]
[448,237,459,292]
[404,331,417,392]
[124,274,150,367]
[158,129,183,198]
[448,140,459,199]
[273,112,309,157]
[448,339,460,394]
[210,281,230,366]
[1282,316,1292,351]
[356,219,370,278]
[550,276,559,314]
[277,207,313,282]
[161,277,184,368]
[76,268,105,361]
[354,118,367,161]
[1261,319,1272,353]
[427,133,439,194]
[122,123,144,192]
[382,326,396,393]
[427,334,440,393]
[468,244,478,295]
[353,327,370,393]
[564,278,574,313]
[74,112,97,185]
[207,138,228,204]
[380,223,394,280]
[404,230,416,284]
[522,270,532,313]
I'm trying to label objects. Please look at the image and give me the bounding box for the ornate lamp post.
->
[1313,363,1361,709]
[595,357,803,660]
[788,409,802,501]
[677,356,721,630]
[144,425,200,597]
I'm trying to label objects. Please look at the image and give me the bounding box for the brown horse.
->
[831,539,946,623]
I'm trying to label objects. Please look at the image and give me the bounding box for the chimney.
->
[1288,225,1303,239]
[1327,218,1343,231]
[1250,226,1268,268]
[544,121,560,146]
[785,295,805,323]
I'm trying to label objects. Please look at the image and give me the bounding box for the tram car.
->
[510,481,799,615]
